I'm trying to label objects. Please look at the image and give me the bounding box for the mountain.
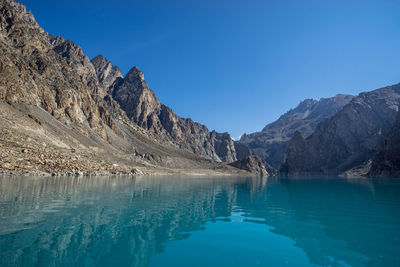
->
[368,111,400,177]
[91,55,123,93]
[239,95,353,168]
[0,0,251,175]
[280,83,400,176]
[229,155,269,176]
[92,55,249,163]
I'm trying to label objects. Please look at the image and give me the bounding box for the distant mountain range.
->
[280,84,400,176]
[239,94,354,168]
[241,84,400,177]
[0,0,399,177]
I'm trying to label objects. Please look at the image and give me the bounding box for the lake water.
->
[0,176,399,267]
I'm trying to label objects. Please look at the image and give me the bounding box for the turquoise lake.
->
[0,176,399,267]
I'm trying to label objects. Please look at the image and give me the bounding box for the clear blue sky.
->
[20,0,400,138]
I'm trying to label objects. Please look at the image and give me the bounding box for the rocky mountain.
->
[0,0,252,175]
[3,0,398,178]
[229,155,269,176]
[91,55,123,94]
[92,55,249,163]
[280,83,400,176]
[239,94,353,168]
[368,111,400,177]
[0,0,113,139]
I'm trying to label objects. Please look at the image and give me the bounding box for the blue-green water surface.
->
[0,176,399,267]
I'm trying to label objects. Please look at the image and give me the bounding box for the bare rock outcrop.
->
[229,155,270,176]
[91,55,123,93]
[0,0,116,139]
[94,57,244,163]
[280,84,400,176]
[368,111,400,177]
[239,94,353,168]
[0,0,251,175]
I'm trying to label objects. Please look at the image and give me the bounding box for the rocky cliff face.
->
[93,56,249,163]
[368,111,400,177]
[280,84,400,176]
[0,0,253,175]
[229,155,269,176]
[91,55,123,93]
[239,94,353,168]
[0,0,116,139]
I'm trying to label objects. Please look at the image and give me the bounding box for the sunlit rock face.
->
[0,0,113,137]
[93,56,248,163]
[280,84,400,176]
[0,0,253,174]
[229,155,270,176]
[91,55,123,94]
[239,94,353,168]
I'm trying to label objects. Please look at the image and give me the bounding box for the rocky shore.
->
[0,0,262,177]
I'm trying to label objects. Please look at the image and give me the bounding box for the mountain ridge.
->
[368,110,400,177]
[0,0,399,177]
[0,0,253,176]
[280,83,400,176]
[92,54,250,163]
[239,94,354,168]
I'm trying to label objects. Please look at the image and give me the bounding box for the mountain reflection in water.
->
[0,176,399,267]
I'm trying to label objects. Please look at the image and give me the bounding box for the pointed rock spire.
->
[91,55,123,92]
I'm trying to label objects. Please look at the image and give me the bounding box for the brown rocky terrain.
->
[3,0,399,178]
[0,99,252,176]
[239,95,353,168]
[92,55,250,163]
[0,0,255,176]
[91,55,123,94]
[229,155,272,176]
[280,84,400,176]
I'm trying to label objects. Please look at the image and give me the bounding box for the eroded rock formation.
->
[93,56,249,163]
[229,155,270,176]
[0,0,252,175]
[369,111,400,177]
[239,95,353,168]
[280,84,400,176]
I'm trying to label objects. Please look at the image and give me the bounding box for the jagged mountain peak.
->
[0,0,116,138]
[298,98,318,106]
[94,62,248,163]
[281,83,400,176]
[125,66,145,82]
[91,55,111,71]
[239,94,353,168]
[0,0,38,28]
[91,54,123,92]
[92,54,108,63]
[262,94,354,132]
[0,0,256,175]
